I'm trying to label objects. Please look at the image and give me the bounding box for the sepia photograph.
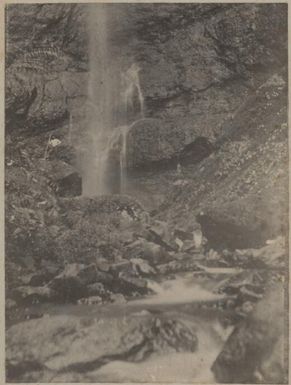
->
[4,1,289,383]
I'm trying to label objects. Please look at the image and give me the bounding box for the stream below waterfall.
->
[7,272,237,382]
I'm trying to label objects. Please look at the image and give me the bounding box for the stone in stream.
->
[94,271,114,285]
[126,238,169,265]
[95,257,111,272]
[156,260,202,275]
[25,271,56,287]
[77,296,103,305]
[48,263,116,302]
[48,263,94,302]
[117,272,149,295]
[11,285,57,305]
[246,236,286,269]
[6,314,198,382]
[51,263,98,285]
[130,257,156,276]
[87,282,107,297]
[109,293,127,304]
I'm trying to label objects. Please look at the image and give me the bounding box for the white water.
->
[83,6,145,196]
[20,274,233,383]
[132,276,226,307]
[122,63,145,120]
[93,277,233,383]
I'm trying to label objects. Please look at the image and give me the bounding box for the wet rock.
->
[12,286,56,304]
[94,271,114,285]
[6,314,198,382]
[156,259,201,275]
[77,296,103,305]
[147,226,177,252]
[251,236,286,268]
[215,269,267,296]
[109,293,127,304]
[127,238,168,265]
[149,220,171,242]
[30,273,55,287]
[117,272,148,295]
[239,286,263,301]
[110,260,132,275]
[76,264,99,285]
[87,283,107,297]
[54,263,98,285]
[48,263,98,302]
[220,237,287,269]
[181,240,199,252]
[130,258,156,276]
[173,227,193,241]
[95,258,111,272]
[212,284,286,383]
[258,334,286,383]
[48,142,77,165]
[21,271,57,287]
[45,160,82,198]
[59,194,144,218]
[49,277,87,302]
[193,228,204,248]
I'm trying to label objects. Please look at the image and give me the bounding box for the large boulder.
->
[211,284,287,383]
[48,263,98,302]
[6,314,198,382]
[126,238,168,265]
[126,118,183,170]
[45,160,82,197]
[11,285,56,305]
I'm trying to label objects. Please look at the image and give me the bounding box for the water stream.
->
[8,273,235,382]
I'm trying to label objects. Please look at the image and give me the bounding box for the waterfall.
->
[118,64,145,193]
[122,63,145,121]
[82,5,144,196]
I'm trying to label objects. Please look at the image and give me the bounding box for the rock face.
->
[5,4,287,161]
[162,71,288,248]
[6,314,198,382]
[5,4,88,129]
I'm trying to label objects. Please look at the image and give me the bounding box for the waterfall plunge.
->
[82,6,144,196]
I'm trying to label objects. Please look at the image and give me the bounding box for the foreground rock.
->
[6,314,198,382]
[211,284,287,383]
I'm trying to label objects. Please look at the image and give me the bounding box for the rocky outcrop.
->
[6,4,287,160]
[161,71,288,248]
[211,284,286,383]
[126,119,183,170]
[6,4,88,131]
[6,314,198,382]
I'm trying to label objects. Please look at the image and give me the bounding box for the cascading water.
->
[82,4,118,196]
[118,63,145,193]
[122,63,145,120]
[82,5,145,196]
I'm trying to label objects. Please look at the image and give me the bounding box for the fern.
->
[8,46,62,75]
